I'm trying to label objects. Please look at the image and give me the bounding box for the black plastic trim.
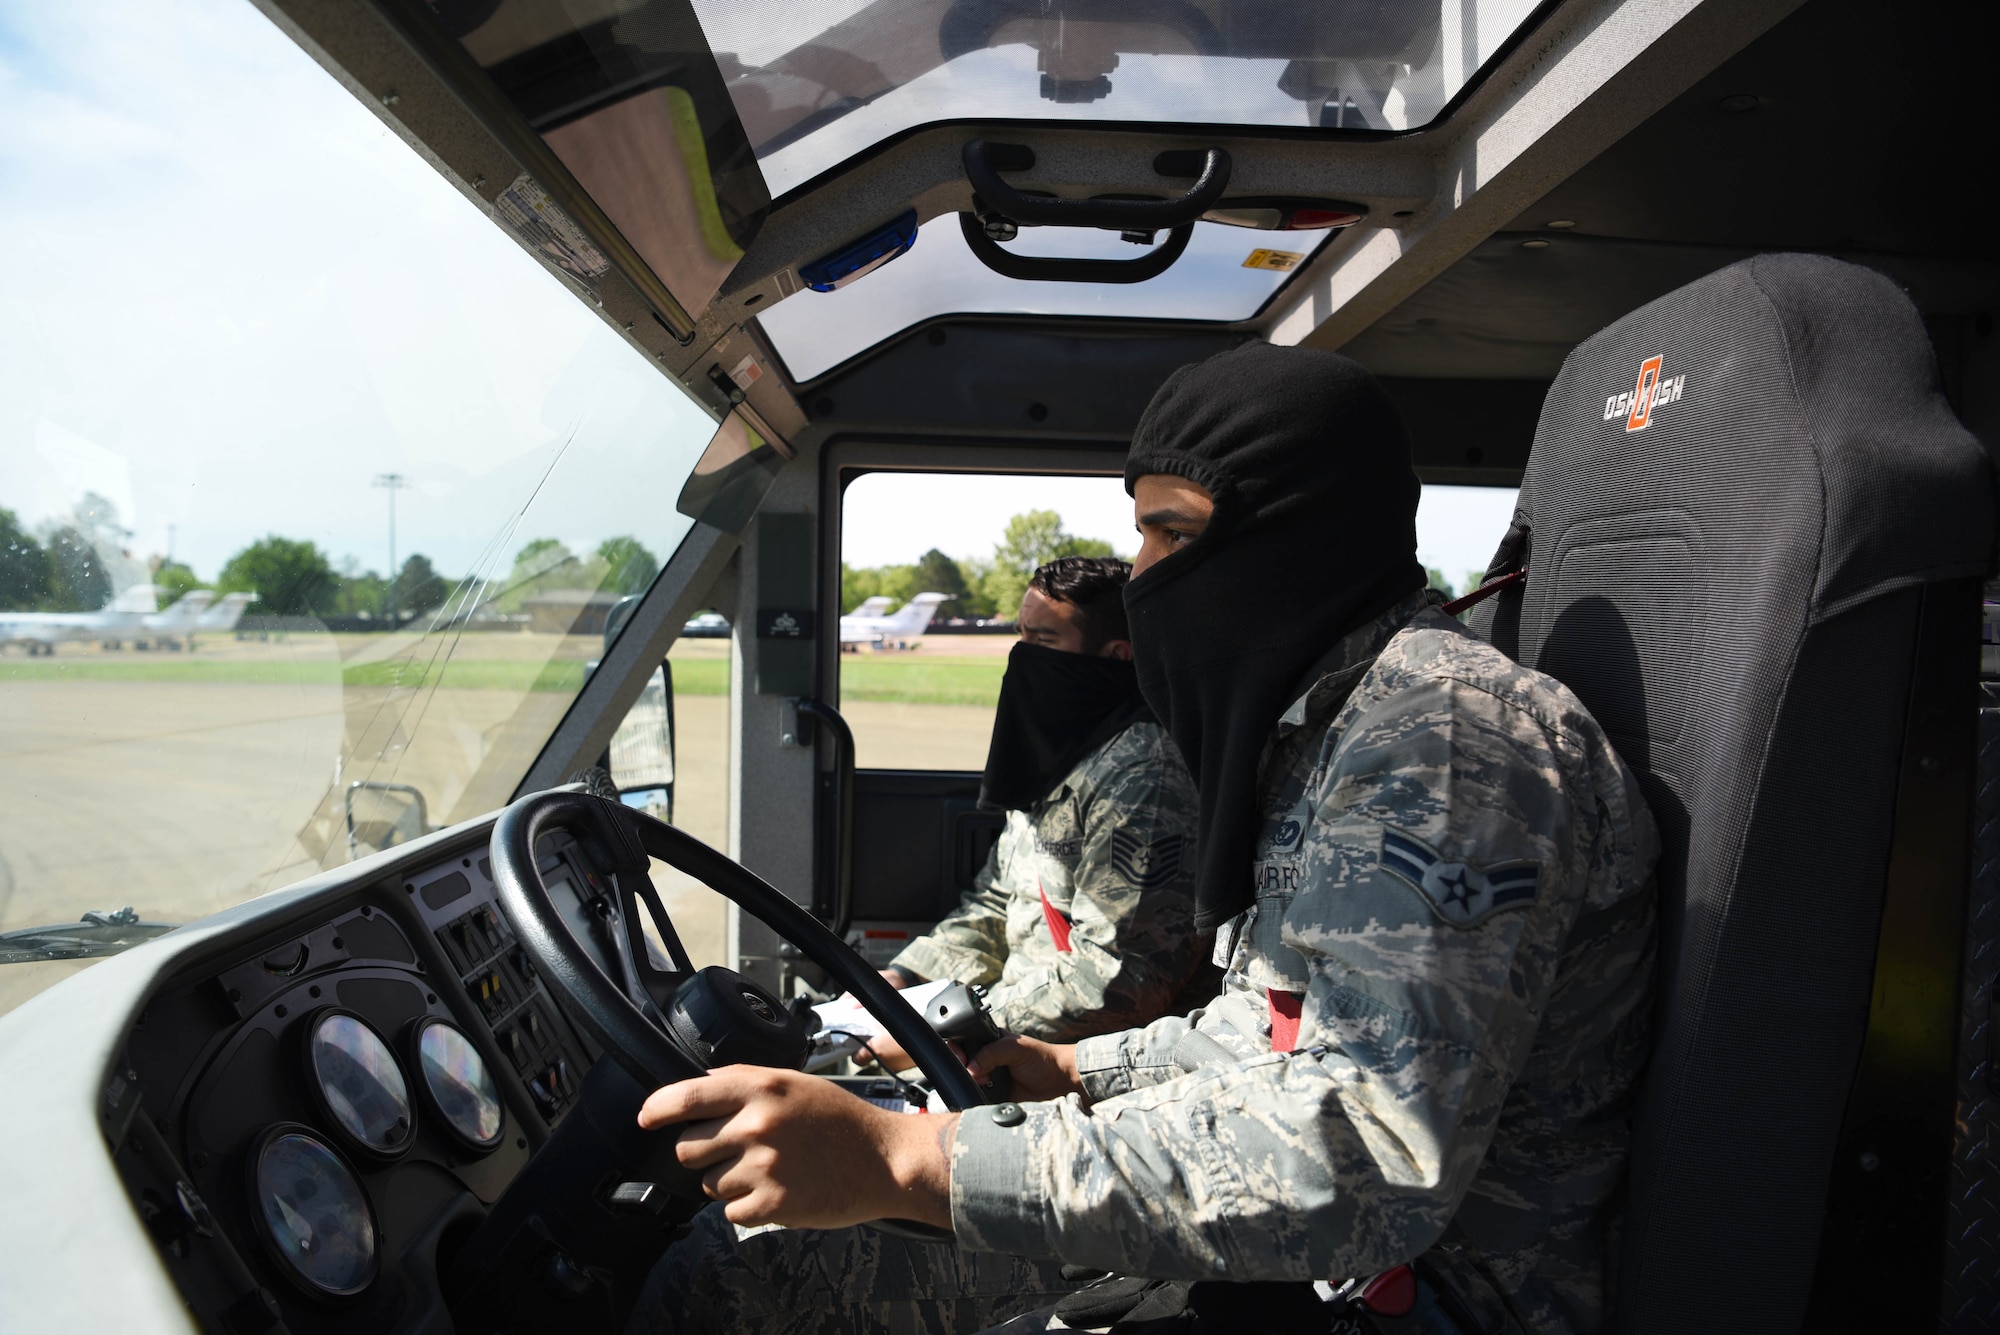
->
[1806,578,1980,1326]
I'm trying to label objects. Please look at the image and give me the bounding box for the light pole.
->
[372,473,410,628]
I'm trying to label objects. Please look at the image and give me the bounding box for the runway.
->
[0,632,1003,1016]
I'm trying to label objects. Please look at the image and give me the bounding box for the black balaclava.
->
[979,643,1152,811]
[1124,343,1424,930]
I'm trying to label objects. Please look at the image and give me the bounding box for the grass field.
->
[1,645,1007,704]
[674,651,1008,706]
[838,655,1005,706]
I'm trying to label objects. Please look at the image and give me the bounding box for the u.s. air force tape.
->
[1378,828,1540,928]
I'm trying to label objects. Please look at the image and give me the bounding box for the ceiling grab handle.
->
[957,213,1193,284]
[962,140,1231,230]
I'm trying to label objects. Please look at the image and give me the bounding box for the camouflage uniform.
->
[950,595,1660,1334]
[891,721,1211,1042]
[631,1206,1079,1335]
[638,597,1656,1335]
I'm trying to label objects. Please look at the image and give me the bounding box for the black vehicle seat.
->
[1467,253,1994,1333]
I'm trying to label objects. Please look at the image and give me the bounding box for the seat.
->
[1467,253,1995,1332]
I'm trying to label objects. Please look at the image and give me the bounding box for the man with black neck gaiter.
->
[868,556,1210,1061]
[632,345,1660,1335]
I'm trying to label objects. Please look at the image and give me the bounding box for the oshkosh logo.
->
[1603,355,1684,432]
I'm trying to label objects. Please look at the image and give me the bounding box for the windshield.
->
[0,1,718,1007]
[690,0,1555,197]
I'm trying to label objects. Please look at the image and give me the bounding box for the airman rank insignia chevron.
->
[1378,828,1541,928]
[1110,829,1185,890]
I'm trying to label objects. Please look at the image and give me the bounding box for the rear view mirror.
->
[675,408,789,534]
[345,781,430,859]
[609,663,675,823]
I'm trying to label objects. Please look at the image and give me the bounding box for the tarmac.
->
[0,631,1003,1017]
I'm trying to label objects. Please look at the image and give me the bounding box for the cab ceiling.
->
[1341,0,2000,384]
[809,0,1998,483]
[260,0,1995,487]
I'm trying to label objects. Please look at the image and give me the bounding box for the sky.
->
[842,473,1518,589]
[0,0,715,590]
[0,1,1518,601]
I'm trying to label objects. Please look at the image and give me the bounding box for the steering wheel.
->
[487,788,985,1112]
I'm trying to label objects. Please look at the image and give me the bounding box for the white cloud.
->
[0,0,715,584]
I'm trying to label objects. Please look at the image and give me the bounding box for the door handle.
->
[795,698,855,935]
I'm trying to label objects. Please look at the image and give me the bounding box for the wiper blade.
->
[0,908,177,964]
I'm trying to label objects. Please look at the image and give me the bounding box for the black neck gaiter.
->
[1123,344,1424,931]
[979,642,1153,812]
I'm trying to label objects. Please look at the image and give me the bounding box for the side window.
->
[838,472,1135,770]
[1417,485,1521,601]
[831,477,1520,773]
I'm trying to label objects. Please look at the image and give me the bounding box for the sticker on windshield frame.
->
[1242,248,1304,272]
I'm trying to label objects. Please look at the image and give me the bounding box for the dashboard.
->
[104,825,619,1334]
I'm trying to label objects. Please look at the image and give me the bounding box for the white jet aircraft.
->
[837,591,951,650]
[193,590,255,634]
[0,585,218,654]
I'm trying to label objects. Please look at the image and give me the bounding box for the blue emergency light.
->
[799,210,919,292]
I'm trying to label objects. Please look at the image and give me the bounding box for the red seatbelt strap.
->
[1439,568,1525,617]
[1038,884,1074,953]
[1267,988,1302,1053]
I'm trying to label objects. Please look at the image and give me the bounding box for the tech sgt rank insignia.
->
[1111,829,1185,890]
[1379,828,1540,928]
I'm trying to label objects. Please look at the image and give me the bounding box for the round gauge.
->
[303,1010,415,1158]
[247,1127,378,1298]
[412,1017,504,1151]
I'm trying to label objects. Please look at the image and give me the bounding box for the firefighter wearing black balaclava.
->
[634,346,1661,1335]
[858,556,1211,1073]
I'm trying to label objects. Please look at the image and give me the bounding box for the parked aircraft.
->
[0,586,215,654]
[837,591,950,650]
[193,591,254,636]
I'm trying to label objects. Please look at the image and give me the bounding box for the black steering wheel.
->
[487,789,984,1111]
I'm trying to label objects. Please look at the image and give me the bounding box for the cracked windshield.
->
[0,1,730,1012]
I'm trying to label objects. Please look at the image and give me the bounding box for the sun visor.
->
[675,406,791,534]
[376,0,770,334]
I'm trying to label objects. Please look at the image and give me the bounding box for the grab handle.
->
[962,139,1231,230]
[957,213,1193,284]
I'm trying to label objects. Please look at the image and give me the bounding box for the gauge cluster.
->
[106,828,605,1333]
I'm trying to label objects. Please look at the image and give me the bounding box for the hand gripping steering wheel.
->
[487,789,984,1111]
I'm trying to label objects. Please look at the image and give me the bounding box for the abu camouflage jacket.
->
[890,721,1211,1042]
[949,596,1660,1335]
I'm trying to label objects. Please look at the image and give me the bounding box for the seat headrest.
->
[1495,252,1991,628]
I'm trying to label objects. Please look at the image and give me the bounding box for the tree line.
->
[841,510,1116,620]
[0,500,660,620]
[837,508,1478,620]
